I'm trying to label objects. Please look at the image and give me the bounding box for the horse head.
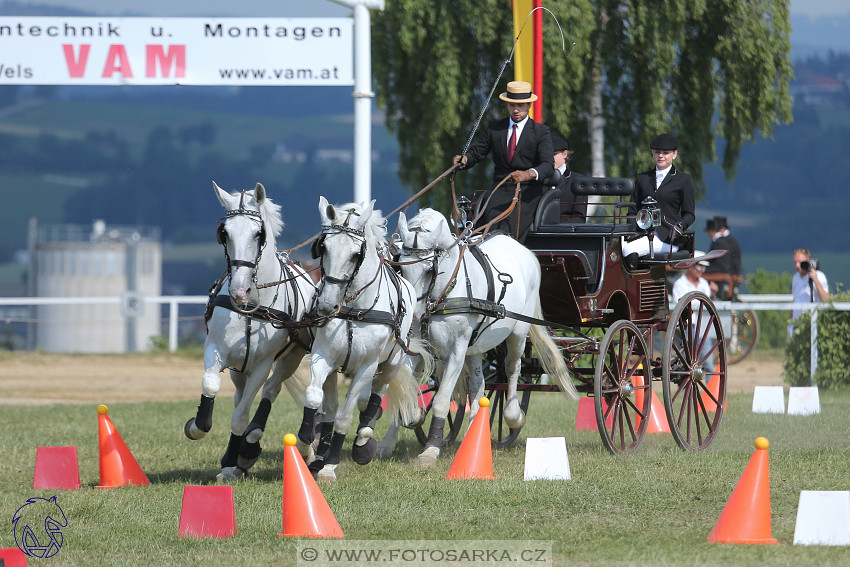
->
[397,208,455,315]
[314,196,383,317]
[213,181,282,311]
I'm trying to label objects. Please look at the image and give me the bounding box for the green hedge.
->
[784,290,850,389]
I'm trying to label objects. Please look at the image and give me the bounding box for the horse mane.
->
[337,202,387,247]
[227,188,283,238]
[408,208,453,248]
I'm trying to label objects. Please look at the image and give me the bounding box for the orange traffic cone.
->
[95,405,150,489]
[446,397,495,480]
[708,437,777,544]
[281,433,343,538]
[633,372,670,433]
[701,364,727,412]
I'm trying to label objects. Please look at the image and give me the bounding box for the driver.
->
[623,133,695,269]
[453,81,554,243]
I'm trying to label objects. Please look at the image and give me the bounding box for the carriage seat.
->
[532,175,636,234]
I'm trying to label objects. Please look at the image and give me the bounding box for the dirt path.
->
[0,351,786,406]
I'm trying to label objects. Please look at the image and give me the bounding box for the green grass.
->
[2,384,849,566]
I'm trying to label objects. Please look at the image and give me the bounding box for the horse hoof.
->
[307,457,325,479]
[416,447,440,468]
[237,455,259,471]
[351,438,377,465]
[297,439,315,463]
[184,418,206,440]
[317,464,337,482]
[216,466,243,483]
[504,410,526,430]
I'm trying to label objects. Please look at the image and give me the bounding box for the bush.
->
[747,269,792,349]
[784,290,850,389]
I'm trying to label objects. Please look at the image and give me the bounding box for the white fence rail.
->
[0,295,208,353]
[2,294,849,384]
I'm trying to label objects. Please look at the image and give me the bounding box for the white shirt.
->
[791,270,829,319]
[672,273,711,305]
[656,166,672,189]
[508,115,530,149]
[672,273,712,328]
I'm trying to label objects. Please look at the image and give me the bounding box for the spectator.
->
[790,249,829,333]
[671,253,714,371]
[454,81,554,242]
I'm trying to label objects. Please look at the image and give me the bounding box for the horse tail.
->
[384,337,435,427]
[406,336,435,385]
[529,302,579,401]
[282,353,312,406]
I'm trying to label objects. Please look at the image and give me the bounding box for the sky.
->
[4,0,850,19]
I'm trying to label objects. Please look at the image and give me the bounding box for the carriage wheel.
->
[662,291,727,451]
[593,320,652,455]
[413,381,468,447]
[483,347,532,447]
[726,309,760,364]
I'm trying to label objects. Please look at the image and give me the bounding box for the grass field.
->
[2,382,849,566]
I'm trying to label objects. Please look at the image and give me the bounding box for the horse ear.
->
[398,211,409,237]
[318,196,333,225]
[213,181,231,208]
[254,183,266,205]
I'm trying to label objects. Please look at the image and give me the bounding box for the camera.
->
[801,258,819,272]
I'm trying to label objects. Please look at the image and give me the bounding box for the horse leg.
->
[238,350,305,472]
[218,364,269,482]
[463,356,486,427]
[306,377,339,476]
[184,347,226,440]
[417,344,466,468]
[376,420,400,459]
[502,331,527,430]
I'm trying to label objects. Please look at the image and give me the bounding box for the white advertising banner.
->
[0,17,353,86]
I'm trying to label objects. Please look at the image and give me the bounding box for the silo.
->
[35,221,162,353]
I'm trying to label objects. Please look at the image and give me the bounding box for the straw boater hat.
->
[499,81,538,103]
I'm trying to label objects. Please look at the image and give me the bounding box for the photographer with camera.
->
[790,248,830,334]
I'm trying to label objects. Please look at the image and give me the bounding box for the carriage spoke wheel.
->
[726,309,760,365]
[414,381,468,447]
[663,291,727,451]
[483,347,532,447]
[594,320,651,455]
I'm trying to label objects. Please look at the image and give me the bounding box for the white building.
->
[33,220,162,353]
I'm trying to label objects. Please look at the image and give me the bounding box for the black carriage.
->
[420,176,728,455]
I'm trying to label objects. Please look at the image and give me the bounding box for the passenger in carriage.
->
[453,81,554,243]
[548,134,587,223]
[671,254,715,372]
[622,133,696,269]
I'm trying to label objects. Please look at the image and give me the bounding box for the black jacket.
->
[631,166,696,245]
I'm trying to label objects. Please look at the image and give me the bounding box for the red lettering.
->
[101,44,133,78]
[145,45,186,78]
[62,44,90,78]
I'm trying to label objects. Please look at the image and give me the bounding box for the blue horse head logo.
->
[12,495,67,559]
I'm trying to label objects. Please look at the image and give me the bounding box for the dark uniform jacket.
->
[631,166,696,245]
[551,168,588,223]
[463,117,554,242]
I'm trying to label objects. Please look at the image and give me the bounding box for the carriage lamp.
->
[455,196,473,228]
[636,197,661,231]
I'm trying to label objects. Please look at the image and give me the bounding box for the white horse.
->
[387,208,578,467]
[296,197,433,481]
[184,182,315,481]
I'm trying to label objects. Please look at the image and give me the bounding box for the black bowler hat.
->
[551,134,570,153]
[650,133,678,150]
[705,218,717,231]
[714,216,728,228]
